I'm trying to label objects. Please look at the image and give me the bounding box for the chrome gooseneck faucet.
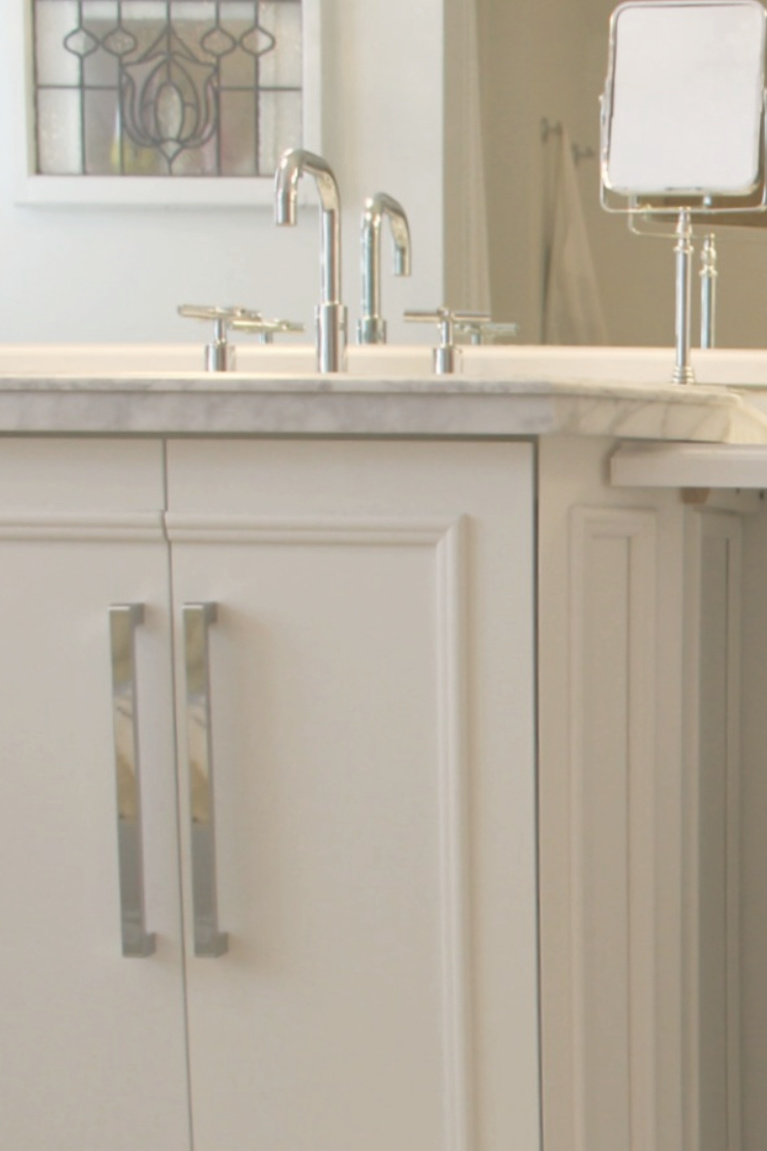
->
[358,193,412,344]
[274,148,346,373]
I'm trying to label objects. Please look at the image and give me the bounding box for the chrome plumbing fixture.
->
[178,304,260,371]
[358,193,412,344]
[178,305,302,369]
[229,316,304,344]
[275,148,346,373]
[700,232,718,350]
[405,307,491,374]
[455,318,520,345]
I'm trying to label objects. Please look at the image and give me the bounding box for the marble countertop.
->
[2,344,767,441]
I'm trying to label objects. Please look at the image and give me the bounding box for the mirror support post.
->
[673,209,695,385]
[700,233,718,350]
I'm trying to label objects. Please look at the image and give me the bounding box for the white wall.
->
[0,1,444,345]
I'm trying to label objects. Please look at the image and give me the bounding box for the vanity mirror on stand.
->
[601,0,767,382]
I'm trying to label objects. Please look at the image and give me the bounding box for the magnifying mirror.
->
[601,0,767,381]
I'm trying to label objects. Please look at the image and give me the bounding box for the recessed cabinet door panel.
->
[0,530,190,1151]
[167,439,540,1151]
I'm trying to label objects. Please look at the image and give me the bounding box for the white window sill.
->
[15,174,323,208]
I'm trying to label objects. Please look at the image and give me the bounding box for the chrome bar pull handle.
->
[109,604,156,958]
[183,603,228,958]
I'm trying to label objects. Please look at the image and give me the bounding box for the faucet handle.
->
[178,304,265,371]
[405,308,491,373]
[455,319,520,345]
[229,316,305,344]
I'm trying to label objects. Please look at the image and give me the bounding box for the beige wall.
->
[477,0,767,348]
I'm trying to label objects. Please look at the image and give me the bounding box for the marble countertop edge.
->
[0,373,764,443]
[0,372,746,401]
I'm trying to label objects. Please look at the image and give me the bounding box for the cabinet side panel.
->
[739,504,767,1151]
[569,506,657,1151]
[684,511,743,1151]
[539,435,687,1151]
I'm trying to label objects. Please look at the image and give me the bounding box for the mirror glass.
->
[604,0,766,196]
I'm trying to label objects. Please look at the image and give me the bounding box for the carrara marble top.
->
[3,343,767,441]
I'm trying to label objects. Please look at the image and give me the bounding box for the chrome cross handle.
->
[456,319,520,345]
[178,304,264,371]
[178,305,303,368]
[229,315,305,344]
[405,307,491,374]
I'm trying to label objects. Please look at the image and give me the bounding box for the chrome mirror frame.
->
[599,0,767,381]
[600,0,767,217]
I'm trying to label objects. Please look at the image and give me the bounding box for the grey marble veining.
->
[0,374,760,442]
[0,362,766,442]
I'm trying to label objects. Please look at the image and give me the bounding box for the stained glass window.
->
[31,0,304,177]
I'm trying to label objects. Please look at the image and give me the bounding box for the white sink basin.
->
[3,341,767,391]
[0,343,435,378]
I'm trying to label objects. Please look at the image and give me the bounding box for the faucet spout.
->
[274,148,345,372]
[275,148,342,302]
[358,193,412,344]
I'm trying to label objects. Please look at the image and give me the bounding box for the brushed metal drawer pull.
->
[183,603,228,958]
[109,604,156,958]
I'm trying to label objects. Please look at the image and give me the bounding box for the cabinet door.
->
[0,441,190,1151]
[167,439,540,1151]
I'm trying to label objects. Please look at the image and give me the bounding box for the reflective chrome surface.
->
[405,307,491,374]
[229,315,304,344]
[274,148,347,372]
[700,232,718,349]
[183,602,228,958]
[601,0,767,206]
[179,305,257,371]
[179,304,303,365]
[109,604,156,958]
[673,209,696,385]
[357,193,412,345]
[599,1,767,380]
[456,319,520,345]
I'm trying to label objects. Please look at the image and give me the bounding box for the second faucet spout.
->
[358,193,412,344]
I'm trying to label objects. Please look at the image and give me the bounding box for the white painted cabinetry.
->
[0,441,190,1150]
[0,437,540,1151]
[538,435,749,1151]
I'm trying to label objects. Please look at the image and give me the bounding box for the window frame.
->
[12,0,322,206]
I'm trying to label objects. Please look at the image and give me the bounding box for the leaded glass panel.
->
[32,0,303,176]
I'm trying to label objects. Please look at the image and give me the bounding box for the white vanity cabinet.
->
[166,438,540,1151]
[0,436,541,1151]
[536,435,752,1151]
[0,440,190,1151]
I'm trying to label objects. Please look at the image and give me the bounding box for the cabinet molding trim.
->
[0,512,165,542]
[169,510,476,1149]
[164,514,461,548]
[435,515,474,1151]
[683,510,743,1151]
[569,505,658,1151]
